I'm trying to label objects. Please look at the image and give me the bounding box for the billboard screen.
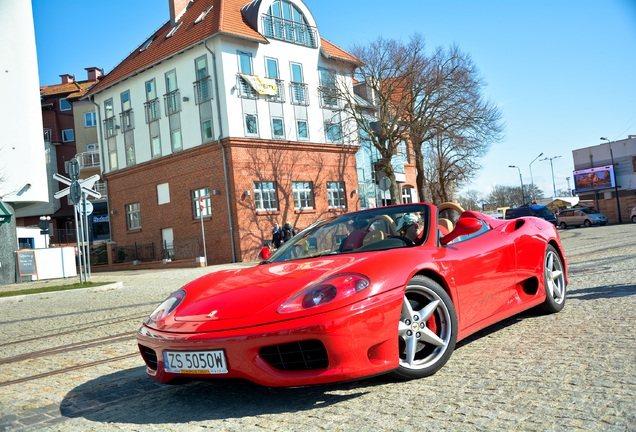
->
[573,165,616,193]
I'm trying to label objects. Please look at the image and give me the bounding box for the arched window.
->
[263,1,317,48]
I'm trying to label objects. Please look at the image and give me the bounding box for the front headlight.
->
[145,290,186,324]
[278,273,370,314]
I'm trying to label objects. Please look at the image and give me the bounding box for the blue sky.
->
[32,0,636,200]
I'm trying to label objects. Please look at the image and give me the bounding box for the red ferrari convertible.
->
[137,202,568,387]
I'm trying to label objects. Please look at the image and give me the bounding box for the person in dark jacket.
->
[272,222,283,249]
[281,221,296,243]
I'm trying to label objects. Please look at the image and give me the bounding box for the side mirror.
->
[259,246,272,260]
[440,217,482,245]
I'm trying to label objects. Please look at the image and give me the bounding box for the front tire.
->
[559,222,567,229]
[538,245,567,314]
[584,220,591,227]
[391,276,457,380]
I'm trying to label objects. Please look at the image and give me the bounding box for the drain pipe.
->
[205,38,236,263]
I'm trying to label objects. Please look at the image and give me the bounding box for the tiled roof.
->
[40,80,95,100]
[87,0,358,95]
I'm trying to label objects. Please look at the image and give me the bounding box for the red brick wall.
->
[105,138,360,264]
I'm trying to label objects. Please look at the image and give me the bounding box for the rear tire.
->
[584,220,591,228]
[559,222,567,229]
[391,276,457,380]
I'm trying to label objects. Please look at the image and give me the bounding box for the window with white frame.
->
[292,181,314,209]
[245,114,258,136]
[297,120,308,140]
[62,129,74,142]
[192,187,211,218]
[402,186,414,203]
[84,112,97,127]
[254,181,278,211]
[59,98,71,111]
[327,181,346,209]
[126,203,141,230]
[272,117,284,139]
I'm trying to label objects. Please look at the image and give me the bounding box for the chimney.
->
[60,74,74,84]
[85,67,103,82]
[169,0,191,25]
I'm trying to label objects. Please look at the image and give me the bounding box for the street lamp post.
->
[508,165,525,205]
[529,152,544,202]
[600,137,623,223]
[540,155,561,198]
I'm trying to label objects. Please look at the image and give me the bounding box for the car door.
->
[443,221,516,330]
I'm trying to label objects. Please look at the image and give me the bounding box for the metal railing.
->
[164,90,181,115]
[262,15,317,48]
[76,151,100,169]
[194,77,213,104]
[144,98,161,123]
[289,82,309,106]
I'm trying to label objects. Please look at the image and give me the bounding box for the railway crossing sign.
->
[53,173,101,202]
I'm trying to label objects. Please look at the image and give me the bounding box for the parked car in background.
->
[631,206,636,223]
[505,205,557,226]
[557,207,608,229]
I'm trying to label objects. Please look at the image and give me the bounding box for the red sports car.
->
[137,202,568,387]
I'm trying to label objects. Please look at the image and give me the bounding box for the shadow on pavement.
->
[60,366,372,425]
[568,283,636,300]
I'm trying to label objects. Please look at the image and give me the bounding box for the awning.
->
[0,201,13,226]
[239,74,278,96]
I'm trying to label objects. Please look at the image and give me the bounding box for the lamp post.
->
[508,165,525,205]
[600,137,622,223]
[540,155,561,198]
[529,152,544,202]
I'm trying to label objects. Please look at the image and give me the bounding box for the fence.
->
[91,236,203,265]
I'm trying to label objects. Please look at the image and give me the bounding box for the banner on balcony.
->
[240,74,278,96]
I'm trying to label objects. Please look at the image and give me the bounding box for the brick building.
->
[85,0,371,264]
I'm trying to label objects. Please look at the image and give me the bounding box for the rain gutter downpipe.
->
[205,38,236,263]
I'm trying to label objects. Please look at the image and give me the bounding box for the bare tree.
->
[338,35,503,205]
[334,37,418,204]
[405,40,504,203]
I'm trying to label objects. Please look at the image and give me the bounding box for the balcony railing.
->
[164,90,181,115]
[194,77,213,104]
[104,117,118,138]
[267,78,286,103]
[44,128,52,143]
[144,99,161,123]
[319,86,340,108]
[262,15,317,48]
[289,82,309,106]
[237,75,259,99]
[76,151,100,169]
[120,109,134,131]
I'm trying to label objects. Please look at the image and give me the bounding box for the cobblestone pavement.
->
[0,224,634,431]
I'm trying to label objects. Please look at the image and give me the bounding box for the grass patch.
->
[0,281,115,298]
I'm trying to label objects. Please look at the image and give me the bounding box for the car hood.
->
[158,255,365,332]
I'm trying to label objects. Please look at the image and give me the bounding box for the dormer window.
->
[166,22,182,38]
[262,0,317,48]
[195,6,213,24]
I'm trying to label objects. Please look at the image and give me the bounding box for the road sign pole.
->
[74,204,83,283]
[83,195,91,278]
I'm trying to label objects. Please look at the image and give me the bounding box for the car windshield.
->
[264,204,431,263]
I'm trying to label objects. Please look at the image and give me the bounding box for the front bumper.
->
[137,288,403,387]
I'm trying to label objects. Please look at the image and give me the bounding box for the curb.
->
[0,282,124,304]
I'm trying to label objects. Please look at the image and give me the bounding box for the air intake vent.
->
[260,340,328,371]
[138,344,158,370]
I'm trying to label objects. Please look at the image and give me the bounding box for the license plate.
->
[163,350,228,374]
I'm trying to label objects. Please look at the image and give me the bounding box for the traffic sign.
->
[53,173,101,200]
[76,200,94,216]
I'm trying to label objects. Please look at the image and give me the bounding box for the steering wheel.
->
[438,202,465,223]
[365,215,397,235]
